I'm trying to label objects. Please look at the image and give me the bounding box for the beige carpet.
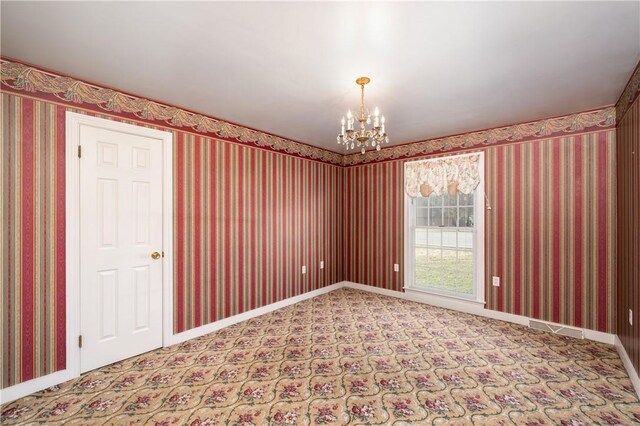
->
[2,288,639,425]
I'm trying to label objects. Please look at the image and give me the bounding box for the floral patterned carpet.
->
[2,288,639,425]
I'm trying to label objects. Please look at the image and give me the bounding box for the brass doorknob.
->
[151,252,161,260]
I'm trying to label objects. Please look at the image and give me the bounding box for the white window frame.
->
[403,152,485,306]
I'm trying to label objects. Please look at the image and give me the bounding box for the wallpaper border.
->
[616,59,640,123]
[0,59,618,168]
[343,107,615,166]
[0,59,344,165]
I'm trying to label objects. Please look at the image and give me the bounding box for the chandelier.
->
[337,77,389,154]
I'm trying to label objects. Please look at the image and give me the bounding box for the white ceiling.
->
[2,2,639,153]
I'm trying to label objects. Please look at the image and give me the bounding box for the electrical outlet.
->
[492,276,500,287]
[630,309,633,326]
[302,265,306,274]
[393,263,399,272]
[320,261,324,269]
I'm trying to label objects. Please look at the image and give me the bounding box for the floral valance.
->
[405,155,480,198]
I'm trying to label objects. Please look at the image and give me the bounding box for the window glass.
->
[444,193,457,206]
[459,193,474,206]
[429,193,443,207]
[429,208,443,227]
[443,208,457,227]
[459,207,474,227]
[411,188,478,298]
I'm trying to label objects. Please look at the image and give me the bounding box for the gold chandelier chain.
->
[360,83,366,120]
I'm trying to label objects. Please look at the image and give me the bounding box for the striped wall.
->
[342,162,404,290]
[343,131,616,333]
[617,94,640,375]
[173,132,343,332]
[1,94,67,389]
[485,132,615,332]
[0,92,343,388]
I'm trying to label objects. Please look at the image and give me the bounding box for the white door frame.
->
[65,112,174,380]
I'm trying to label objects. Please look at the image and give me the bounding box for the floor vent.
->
[529,320,584,339]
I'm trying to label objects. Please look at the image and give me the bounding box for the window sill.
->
[403,286,485,307]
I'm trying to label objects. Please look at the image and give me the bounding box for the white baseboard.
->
[343,282,402,299]
[166,282,346,346]
[0,369,73,405]
[343,282,615,345]
[0,282,347,405]
[615,336,640,398]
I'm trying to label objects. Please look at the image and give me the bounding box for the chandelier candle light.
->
[337,77,389,154]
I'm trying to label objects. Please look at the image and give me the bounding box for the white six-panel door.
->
[79,123,164,373]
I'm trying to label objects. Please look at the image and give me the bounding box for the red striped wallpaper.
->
[1,92,343,388]
[485,132,615,332]
[342,162,404,290]
[173,132,343,332]
[1,94,67,388]
[617,94,640,375]
[343,131,616,333]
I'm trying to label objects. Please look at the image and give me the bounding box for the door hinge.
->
[77,145,82,158]
[78,335,83,348]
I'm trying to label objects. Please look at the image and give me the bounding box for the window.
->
[405,153,484,302]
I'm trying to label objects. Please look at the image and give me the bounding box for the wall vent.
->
[529,320,584,339]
